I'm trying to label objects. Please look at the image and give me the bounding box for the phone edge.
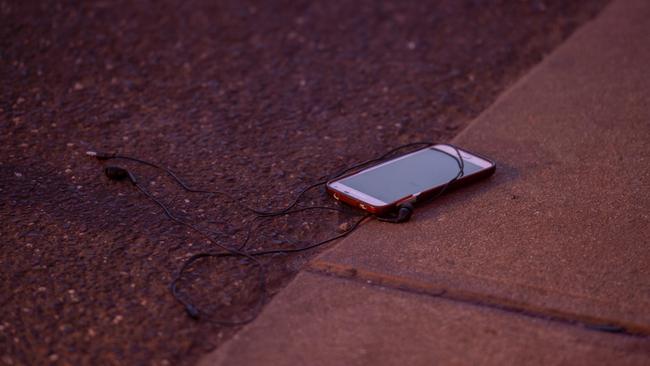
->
[325,144,496,215]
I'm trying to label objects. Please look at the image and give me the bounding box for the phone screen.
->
[336,147,485,204]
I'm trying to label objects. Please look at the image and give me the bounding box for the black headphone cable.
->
[88,142,464,324]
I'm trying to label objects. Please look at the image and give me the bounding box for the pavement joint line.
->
[307,260,650,337]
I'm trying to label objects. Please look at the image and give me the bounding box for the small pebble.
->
[67,289,80,302]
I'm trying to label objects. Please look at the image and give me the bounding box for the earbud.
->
[395,202,414,222]
[377,202,414,223]
[104,166,137,184]
[185,303,200,319]
[86,150,115,160]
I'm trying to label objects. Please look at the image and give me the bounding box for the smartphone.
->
[326,144,496,215]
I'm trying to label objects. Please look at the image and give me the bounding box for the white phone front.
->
[328,144,494,211]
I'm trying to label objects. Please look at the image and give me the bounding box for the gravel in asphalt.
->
[1,1,607,364]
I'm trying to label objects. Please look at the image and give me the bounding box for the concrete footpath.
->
[200,0,650,364]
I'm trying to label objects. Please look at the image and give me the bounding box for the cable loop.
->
[87,142,465,324]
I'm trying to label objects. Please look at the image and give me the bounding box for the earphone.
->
[104,166,137,184]
[87,142,464,323]
[377,201,415,223]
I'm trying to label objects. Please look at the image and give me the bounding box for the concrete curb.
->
[199,0,650,363]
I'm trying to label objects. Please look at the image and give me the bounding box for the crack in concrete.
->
[307,260,650,337]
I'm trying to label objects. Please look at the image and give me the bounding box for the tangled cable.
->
[87,142,464,325]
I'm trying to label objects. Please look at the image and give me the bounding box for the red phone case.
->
[326,144,496,215]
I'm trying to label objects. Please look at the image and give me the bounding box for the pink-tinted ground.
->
[201,0,650,364]
[1,1,609,365]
